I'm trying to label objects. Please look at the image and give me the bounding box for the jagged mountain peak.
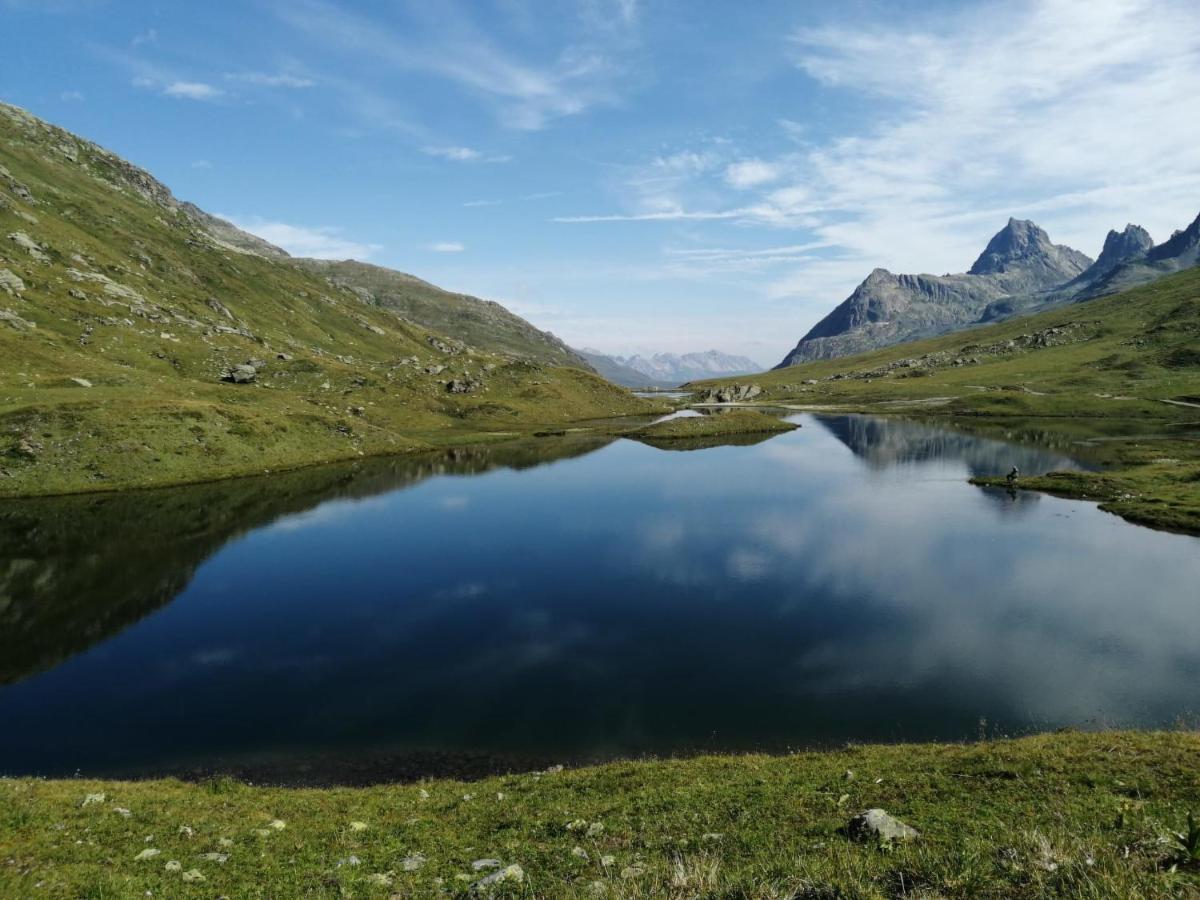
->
[969,218,1056,275]
[1147,210,1200,262]
[1088,223,1153,277]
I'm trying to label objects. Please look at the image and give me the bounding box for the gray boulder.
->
[222,364,257,384]
[0,269,25,296]
[846,808,920,843]
[447,378,481,394]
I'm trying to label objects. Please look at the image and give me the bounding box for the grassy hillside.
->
[3,731,1198,898]
[691,267,1200,532]
[295,258,590,370]
[0,102,660,497]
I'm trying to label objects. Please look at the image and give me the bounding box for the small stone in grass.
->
[472,864,524,891]
[81,793,106,807]
[181,869,205,883]
[200,852,228,864]
[267,819,286,830]
[846,809,920,843]
[349,821,368,832]
[134,849,161,861]
[600,855,615,867]
[365,873,393,887]
[572,846,589,860]
[164,861,181,873]
[113,807,131,818]
[336,856,361,868]
[620,865,646,879]
[217,837,233,848]
[586,822,604,838]
[178,826,194,838]
[471,858,501,871]
[401,853,426,871]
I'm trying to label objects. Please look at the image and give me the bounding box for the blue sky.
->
[3,0,1200,363]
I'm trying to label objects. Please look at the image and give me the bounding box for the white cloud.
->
[423,146,511,163]
[425,241,465,253]
[161,81,223,101]
[226,71,316,88]
[59,90,85,102]
[725,159,781,189]
[463,199,502,208]
[221,215,382,259]
[190,159,213,170]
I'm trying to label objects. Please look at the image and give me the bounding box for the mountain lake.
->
[2,413,1198,784]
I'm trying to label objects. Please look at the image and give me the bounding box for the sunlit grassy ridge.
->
[0,102,660,497]
[3,732,1199,898]
[691,267,1200,533]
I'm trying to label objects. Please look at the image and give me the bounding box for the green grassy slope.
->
[0,102,660,497]
[3,731,1198,898]
[691,267,1200,532]
[294,258,590,370]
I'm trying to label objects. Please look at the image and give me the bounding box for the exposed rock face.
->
[968,218,1091,279]
[777,219,1093,366]
[1082,224,1154,281]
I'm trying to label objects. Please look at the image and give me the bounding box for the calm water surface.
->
[2,414,1198,780]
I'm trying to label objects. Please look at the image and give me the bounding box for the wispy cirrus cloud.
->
[222,215,381,260]
[425,241,466,253]
[274,0,638,130]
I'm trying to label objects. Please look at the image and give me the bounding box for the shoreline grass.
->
[3,731,1198,898]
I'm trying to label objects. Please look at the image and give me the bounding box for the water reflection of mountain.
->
[0,436,612,686]
[812,415,1085,477]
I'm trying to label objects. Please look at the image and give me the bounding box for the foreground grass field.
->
[2,732,1198,898]
[691,267,1200,534]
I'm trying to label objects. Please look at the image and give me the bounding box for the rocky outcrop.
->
[698,383,762,403]
[777,219,1092,366]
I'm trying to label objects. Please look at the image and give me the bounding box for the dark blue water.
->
[1,414,1197,782]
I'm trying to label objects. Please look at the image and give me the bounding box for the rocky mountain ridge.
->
[777,212,1200,367]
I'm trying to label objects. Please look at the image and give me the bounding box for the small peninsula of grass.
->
[630,410,798,443]
[3,732,1199,898]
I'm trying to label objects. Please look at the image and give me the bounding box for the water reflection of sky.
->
[1,415,1197,778]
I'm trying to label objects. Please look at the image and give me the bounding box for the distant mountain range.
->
[776,211,1200,367]
[577,349,762,387]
